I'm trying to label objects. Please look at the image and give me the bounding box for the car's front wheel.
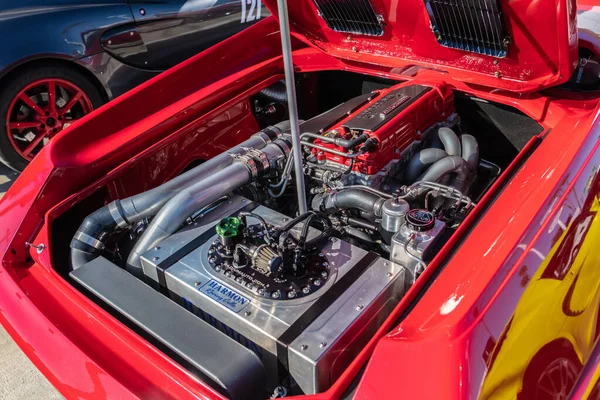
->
[0,64,104,171]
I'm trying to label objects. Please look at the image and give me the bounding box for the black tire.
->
[0,63,104,171]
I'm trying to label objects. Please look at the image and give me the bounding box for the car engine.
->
[69,81,500,397]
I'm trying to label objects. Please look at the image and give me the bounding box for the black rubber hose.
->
[315,188,386,217]
[418,155,470,192]
[432,127,461,156]
[70,206,120,270]
[460,134,479,172]
[257,81,287,103]
[405,148,448,183]
[343,216,378,231]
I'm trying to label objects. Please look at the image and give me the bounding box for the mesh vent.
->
[424,0,510,58]
[313,0,384,37]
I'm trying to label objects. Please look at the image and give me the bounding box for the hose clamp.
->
[233,148,270,179]
[74,231,105,250]
[108,201,129,229]
[233,153,259,178]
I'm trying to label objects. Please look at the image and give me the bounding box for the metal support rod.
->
[276,0,308,214]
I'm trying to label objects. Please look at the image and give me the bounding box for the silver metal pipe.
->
[119,122,289,222]
[70,123,289,271]
[277,0,307,213]
[126,140,289,274]
[126,162,252,275]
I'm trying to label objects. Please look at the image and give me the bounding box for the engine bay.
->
[61,71,543,398]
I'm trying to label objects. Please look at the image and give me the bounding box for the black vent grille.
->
[313,0,384,37]
[424,0,510,58]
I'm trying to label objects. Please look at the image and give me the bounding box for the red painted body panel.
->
[1,5,600,400]
[263,0,579,92]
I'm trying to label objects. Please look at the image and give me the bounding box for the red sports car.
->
[1,0,600,399]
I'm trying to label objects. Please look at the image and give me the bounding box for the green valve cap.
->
[216,217,241,238]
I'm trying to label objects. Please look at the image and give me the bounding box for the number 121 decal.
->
[241,0,262,23]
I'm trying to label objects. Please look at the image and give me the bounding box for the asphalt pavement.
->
[0,164,62,399]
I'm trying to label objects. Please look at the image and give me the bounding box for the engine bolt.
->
[321,271,328,279]
[387,272,393,277]
[194,281,201,286]
[208,256,217,263]
[272,291,281,299]
[288,290,297,299]
[319,252,324,257]
[322,262,329,267]
[258,288,265,295]
[356,304,364,311]
[314,279,322,287]
[244,311,252,317]
[301,345,308,351]
[319,342,327,348]
[154,246,161,251]
[302,286,311,294]
[152,256,160,261]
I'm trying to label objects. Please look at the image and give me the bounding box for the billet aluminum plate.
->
[140,195,408,394]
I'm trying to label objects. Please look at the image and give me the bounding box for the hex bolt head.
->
[319,342,327,348]
[152,256,160,261]
[356,304,364,311]
[301,344,308,351]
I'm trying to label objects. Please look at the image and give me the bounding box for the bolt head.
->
[301,344,308,351]
[356,304,364,311]
[319,342,327,348]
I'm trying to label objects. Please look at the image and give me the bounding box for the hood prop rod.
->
[276,0,308,214]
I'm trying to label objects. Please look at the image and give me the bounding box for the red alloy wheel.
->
[5,78,93,160]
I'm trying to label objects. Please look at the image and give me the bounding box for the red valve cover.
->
[312,82,454,175]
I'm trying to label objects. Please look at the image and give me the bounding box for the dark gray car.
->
[0,0,268,171]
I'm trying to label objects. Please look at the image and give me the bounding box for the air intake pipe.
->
[126,137,290,275]
[70,121,291,271]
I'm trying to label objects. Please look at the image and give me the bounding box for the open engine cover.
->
[263,0,578,92]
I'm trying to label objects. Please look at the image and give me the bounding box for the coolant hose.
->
[313,188,386,218]
[418,155,470,192]
[405,148,448,183]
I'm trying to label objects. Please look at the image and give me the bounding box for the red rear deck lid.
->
[264,0,579,92]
